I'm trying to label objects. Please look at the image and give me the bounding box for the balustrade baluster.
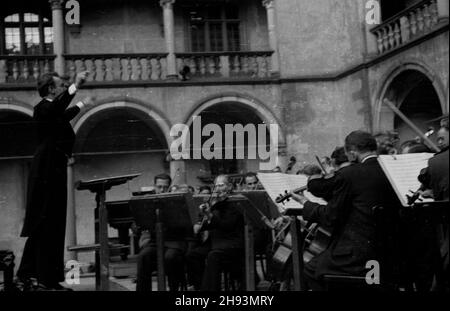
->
[388,25,395,49]
[199,57,206,76]
[400,16,410,44]
[154,57,162,80]
[105,58,114,81]
[33,60,40,80]
[90,58,96,82]
[423,4,432,30]
[430,0,439,25]
[417,8,425,33]
[394,23,401,47]
[232,55,240,75]
[410,12,418,36]
[12,60,19,80]
[242,56,249,74]
[0,60,7,83]
[22,59,30,80]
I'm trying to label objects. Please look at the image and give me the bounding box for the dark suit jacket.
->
[420,148,449,201]
[302,157,401,279]
[21,89,80,237]
[202,199,245,250]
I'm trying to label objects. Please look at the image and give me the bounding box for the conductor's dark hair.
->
[37,72,61,97]
[345,131,378,153]
[154,173,171,185]
[331,147,349,166]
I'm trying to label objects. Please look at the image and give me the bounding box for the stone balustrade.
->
[64,53,169,83]
[1,51,275,85]
[0,55,55,83]
[176,51,274,79]
[371,0,448,55]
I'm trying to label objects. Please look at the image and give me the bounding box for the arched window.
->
[1,12,53,55]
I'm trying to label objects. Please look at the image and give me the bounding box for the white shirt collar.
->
[361,155,378,163]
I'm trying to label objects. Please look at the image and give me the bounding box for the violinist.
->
[186,175,245,291]
[289,131,402,290]
[308,147,352,202]
[416,117,449,290]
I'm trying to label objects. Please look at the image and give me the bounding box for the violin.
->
[196,188,231,239]
[275,186,307,204]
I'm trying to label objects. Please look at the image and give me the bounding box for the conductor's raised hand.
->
[75,71,90,88]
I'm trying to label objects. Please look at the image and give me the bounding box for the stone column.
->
[160,0,177,79]
[65,157,77,261]
[262,0,280,76]
[49,0,66,75]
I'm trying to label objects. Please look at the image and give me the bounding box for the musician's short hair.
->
[154,173,171,185]
[37,72,59,97]
[345,131,378,153]
[199,185,211,194]
[301,164,322,176]
[400,140,431,154]
[331,147,348,165]
[245,172,258,180]
[215,174,230,184]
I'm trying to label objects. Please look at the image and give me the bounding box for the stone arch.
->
[0,103,33,117]
[73,98,172,149]
[373,60,447,133]
[183,93,286,147]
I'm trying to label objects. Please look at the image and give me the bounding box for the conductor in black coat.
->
[291,131,402,290]
[16,71,91,290]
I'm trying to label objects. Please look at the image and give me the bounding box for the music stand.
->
[232,193,275,291]
[76,173,140,291]
[129,192,197,291]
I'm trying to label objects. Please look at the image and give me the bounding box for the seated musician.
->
[307,147,352,202]
[417,118,449,290]
[244,172,260,190]
[136,173,187,291]
[289,131,402,290]
[186,175,245,291]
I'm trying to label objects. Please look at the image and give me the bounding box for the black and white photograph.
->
[0,0,448,302]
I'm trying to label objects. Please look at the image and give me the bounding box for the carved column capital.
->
[160,0,175,9]
[49,0,64,10]
[262,0,275,9]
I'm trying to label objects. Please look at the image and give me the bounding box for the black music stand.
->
[76,173,140,291]
[129,192,197,291]
[236,192,278,290]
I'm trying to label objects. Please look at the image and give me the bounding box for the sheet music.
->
[257,173,327,213]
[378,153,434,206]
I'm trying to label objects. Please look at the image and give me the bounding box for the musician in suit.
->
[136,173,187,291]
[291,131,402,290]
[16,71,91,291]
[244,172,259,190]
[307,147,351,202]
[418,120,449,290]
[186,175,245,291]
